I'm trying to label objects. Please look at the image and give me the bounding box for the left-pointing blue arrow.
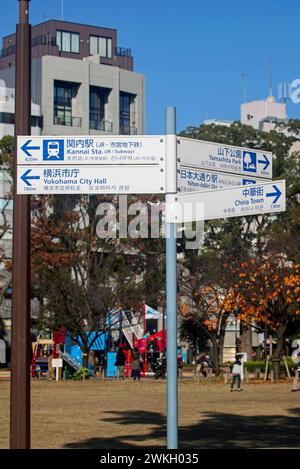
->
[20,169,40,186]
[21,139,40,157]
[266,185,281,203]
[258,154,270,171]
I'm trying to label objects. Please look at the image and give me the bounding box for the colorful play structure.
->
[31,304,168,378]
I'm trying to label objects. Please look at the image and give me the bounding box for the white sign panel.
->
[17,135,165,165]
[17,165,166,195]
[166,180,285,223]
[178,137,272,179]
[179,166,267,192]
[52,358,63,368]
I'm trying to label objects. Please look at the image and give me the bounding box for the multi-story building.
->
[203,118,233,127]
[0,19,145,137]
[0,79,41,138]
[240,95,287,132]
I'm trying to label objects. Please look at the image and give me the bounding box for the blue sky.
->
[1,0,300,133]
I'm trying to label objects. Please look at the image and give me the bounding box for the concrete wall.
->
[0,54,144,137]
[40,55,144,136]
[0,82,41,138]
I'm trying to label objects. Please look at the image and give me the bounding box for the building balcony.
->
[115,47,132,58]
[119,125,137,135]
[53,116,82,127]
[90,119,113,132]
[1,41,131,60]
[32,35,57,48]
[0,35,57,59]
[0,45,15,59]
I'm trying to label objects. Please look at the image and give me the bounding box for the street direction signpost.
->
[179,166,267,192]
[17,135,165,165]
[17,165,166,195]
[178,136,272,179]
[15,106,285,451]
[17,135,167,195]
[167,179,286,223]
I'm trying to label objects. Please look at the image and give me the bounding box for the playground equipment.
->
[31,338,53,378]
[31,305,164,379]
[105,306,165,378]
[133,330,167,377]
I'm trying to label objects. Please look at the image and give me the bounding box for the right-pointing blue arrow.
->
[266,185,281,203]
[258,154,270,171]
[20,169,40,187]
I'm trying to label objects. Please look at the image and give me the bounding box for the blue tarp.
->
[65,332,107,367]
[106,351,117,378]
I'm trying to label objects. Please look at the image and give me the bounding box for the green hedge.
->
[72,367,92,380]
[223,358,295,373]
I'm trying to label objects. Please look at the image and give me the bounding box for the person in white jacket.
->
[230,355,243,392]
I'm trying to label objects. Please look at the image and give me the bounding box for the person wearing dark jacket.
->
[115,348,126,380]
[131,354,141,381]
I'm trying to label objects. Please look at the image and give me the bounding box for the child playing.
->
[230,355,243,392]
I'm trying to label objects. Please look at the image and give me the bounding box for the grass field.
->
[0,379,299,449]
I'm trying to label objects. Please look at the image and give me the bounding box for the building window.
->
[0,112,14,124]
[89,35,112,58]
[0,112,41,127]
[56,30,80,53]
[120,92,137,135]
[31,116,42,128]
[54,80,81,127]
[89,86,112,131]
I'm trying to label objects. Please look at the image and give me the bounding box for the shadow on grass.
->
[64,407,300,449]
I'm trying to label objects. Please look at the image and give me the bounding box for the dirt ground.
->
[0,379,300,449]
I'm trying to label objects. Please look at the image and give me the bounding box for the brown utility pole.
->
[10,0,31,449]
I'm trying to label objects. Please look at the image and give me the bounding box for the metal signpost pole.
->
[10,0,31,449]
[165,107,178,449]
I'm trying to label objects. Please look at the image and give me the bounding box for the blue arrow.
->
[21,139,40,157]
[258,154,270,171]
[20,169,40,187]
[266,185,281,203]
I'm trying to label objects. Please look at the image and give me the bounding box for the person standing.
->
[177,354,183,378]
[48,351,55,380]
[291,340,300,392]
[230,355,243,392]
[131,354,141,381]
[115,347,126,380]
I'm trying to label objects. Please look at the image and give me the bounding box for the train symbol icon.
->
[43,139,64,161]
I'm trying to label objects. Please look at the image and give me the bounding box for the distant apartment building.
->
[203,97,288,133]
[203,118,233,127]
[240,95,287,132]
[0,19,145,137]
[241,96,300,153]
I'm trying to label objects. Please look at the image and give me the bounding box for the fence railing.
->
[90,119,113,132]
[0,35,57,59]
[53,115,82,127]
[115,47,132,58]
[119,125,137,135]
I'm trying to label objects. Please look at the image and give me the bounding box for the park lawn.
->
[0,379,299,449]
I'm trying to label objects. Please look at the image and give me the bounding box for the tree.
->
[178,251,239,375]
[178,120,300,367]
[31,195,148,367]
[232,255,300,378]
[0,135,13,315]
